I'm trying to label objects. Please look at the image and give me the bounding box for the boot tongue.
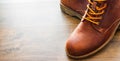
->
[91,1,106,12]
[91,2,97,11]
[90,0,107,33]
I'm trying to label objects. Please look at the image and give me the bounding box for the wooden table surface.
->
[0,0,120,61]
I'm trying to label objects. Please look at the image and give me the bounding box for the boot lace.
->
[83,0,107,25]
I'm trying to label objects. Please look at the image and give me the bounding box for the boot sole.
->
[60,3,120,59]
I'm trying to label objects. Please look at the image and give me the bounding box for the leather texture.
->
[64,0,120,57]
[61,0,88,15]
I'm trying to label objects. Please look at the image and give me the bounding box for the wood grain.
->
[0,0,120,61]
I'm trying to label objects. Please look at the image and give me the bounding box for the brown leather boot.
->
[65,0,120,59]
[60,0,88,19]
